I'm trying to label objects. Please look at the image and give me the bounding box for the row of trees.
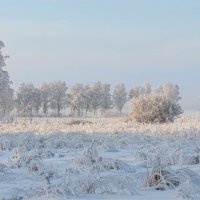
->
[15,81,128,117]
[0,40,183,123]
[13,81,183,122]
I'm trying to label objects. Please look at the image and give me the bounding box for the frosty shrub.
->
[130,83,183,123]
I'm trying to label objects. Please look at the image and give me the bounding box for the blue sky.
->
[0,0,200,110]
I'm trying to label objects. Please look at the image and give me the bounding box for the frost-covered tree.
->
[82,84,93,116]
[129,83,151,99]
[100,84,113,114]
[90,81,103,115]
[113,83,127,113]
[155,83,182,117]
[67,84,85,116]
[131,83,183,123]
[0,41,14,117]
[85,82,113,116]
[16,83,41,117]
[49,81,67,117]
[32,88,41,115]
[40,82,51,116]
[155,83,181,103]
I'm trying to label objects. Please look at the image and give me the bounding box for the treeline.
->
[0,40,183,123]
[14,81,128,117]
[3,80,183,122]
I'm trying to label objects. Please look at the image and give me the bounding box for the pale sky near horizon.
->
[0,0,200,110]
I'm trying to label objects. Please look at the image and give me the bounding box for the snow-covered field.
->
[1,115,200,200]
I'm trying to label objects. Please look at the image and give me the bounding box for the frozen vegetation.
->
[0,115,200,199]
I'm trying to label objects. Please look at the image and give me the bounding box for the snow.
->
[0,116,200,199]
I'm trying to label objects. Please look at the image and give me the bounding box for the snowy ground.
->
[0,116,200,200]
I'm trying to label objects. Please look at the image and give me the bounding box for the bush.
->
[130,84,183,123]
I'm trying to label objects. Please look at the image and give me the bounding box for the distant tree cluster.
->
[14,82,183,122]
[15,81,128,117]
[0,40,183,123]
